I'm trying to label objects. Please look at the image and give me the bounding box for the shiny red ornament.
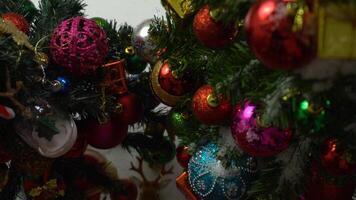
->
[62,133,88,158]
[245,0,316,70]
[231,101,292,157]
[79,117,128,149]
[192,85,232,125]
[158,62,194,96]
[193,5,237,48]
[111,179,138,200]
[116,93,144,125]
[151,61,196,106]
[2,12,30,34]
[321,139,356,176]
[176,146,191,169]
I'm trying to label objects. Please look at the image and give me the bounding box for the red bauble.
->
[193,5,237,48]
[151,61,196,106]
[111,179,138,200]
[305,163,355,200]
[192,85,232,125]
[245,0,315,70]
[2,12,30,34]
[116,93,144,125]
[158,62,194,96]
[176,146,191,169]
[79,117,128,149]
[321,139,356,176]
[62,133,88,158]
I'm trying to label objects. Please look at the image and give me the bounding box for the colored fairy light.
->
[300,100,309,111]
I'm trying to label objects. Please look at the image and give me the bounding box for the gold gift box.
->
[317,1,356,59]
[166,0,194,19]
[176,172,200,200]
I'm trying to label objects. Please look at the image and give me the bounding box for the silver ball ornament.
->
[132,19,157,63]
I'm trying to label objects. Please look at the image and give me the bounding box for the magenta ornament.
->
[231,101,292,157]
[79,116,128,149]
[50,17,109,76]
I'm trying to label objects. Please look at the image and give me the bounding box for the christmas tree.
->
[0,0,355,199]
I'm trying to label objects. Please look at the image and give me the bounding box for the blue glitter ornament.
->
[52,76,70,93]
[188,143,257,200]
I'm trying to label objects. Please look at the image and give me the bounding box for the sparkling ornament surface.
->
[188,143,257,200]
[15,112,78,158]
[176,146,192,169]
[116,93,143,125]
[151,61,195,106]
[2,12,30,34]
[321,139,356,176]
[193,6,237,48]
[79,117,128,149]
[192,85,232,125]
[245,0,315,70]
[132,19,156,62]
[50,17,109,76]
[231,101,292,157]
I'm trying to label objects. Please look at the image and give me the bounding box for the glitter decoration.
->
[50,17,109,76]
[192,85,232,125]
[1,12,30,34]
[193,5,238,48]
[231,101,292,157]
[188,143,257,200]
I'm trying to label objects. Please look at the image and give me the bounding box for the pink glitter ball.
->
[50,17,109,76]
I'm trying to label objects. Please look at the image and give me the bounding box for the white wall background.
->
[29,1,185,200]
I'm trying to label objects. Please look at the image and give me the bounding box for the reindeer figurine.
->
[130,156,173,200]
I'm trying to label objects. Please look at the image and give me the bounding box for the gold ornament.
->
[150,60,182,106]
[166,0,195,19]
[125,46,135,56]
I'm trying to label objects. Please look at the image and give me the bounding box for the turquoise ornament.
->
[188,143,257,200]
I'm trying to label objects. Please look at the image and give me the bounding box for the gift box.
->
[100,60,128,95]
[317,1,356,59]
[176,172,200,200]
[166,0,194,19]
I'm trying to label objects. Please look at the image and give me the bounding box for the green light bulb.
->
[300,100,309,111]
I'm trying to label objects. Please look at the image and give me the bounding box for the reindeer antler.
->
[130,156,147,182]
[153,164,174,183]
[0,67,31,118]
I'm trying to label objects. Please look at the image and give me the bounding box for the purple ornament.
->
[50,17,109,76]
[231,101,292,157]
